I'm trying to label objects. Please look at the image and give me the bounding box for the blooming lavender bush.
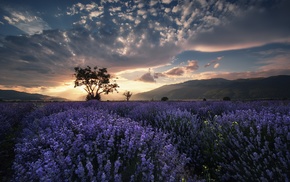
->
[0,102,35,139]
[133,107,205,176]
[214,109,290,181]
[0,102,35,181]
[119,102,231,177]
[115,101,290,180]
[0,100,288,181]
[13,107,188,181]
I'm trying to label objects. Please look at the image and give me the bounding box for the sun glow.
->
[38,76,164,101]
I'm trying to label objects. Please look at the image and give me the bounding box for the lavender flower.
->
[4,100,290,181]
[13,105,188,181]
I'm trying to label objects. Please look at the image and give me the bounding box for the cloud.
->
[3,9,51,35]
[185,60,199,71]
[3,16,13,24]
[119,13,135,21]
[136,68,170,83]
[136,60,198,81]
[187,0,290,51]
[162,0,172,4]
[0,20,181,87]
[89,11,103,19]
[85,2,97,11]
[137,9,147,16]
[148,8,157,16]
[196,69,290,81]
[136,72,156,83]
[155,60,199,77]
[150,0,158,7]
[215,1,223,11]
[109,6,121,12]
[0,0,289,91]
[214,63,220,68]
[138,3,145,9]
[204,56,223,68]
[164,8,171,13]
[164,67,185,76]
[257,54,290,72]
[172,5,181,13]
[69,2,98,13]
[153,72,166,79]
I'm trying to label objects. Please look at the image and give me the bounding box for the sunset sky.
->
[0,0,290,100]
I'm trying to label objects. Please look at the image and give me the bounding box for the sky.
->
[0,0,290,100]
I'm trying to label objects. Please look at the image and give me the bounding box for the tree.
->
[161,97,169,101]
[74,66,119,101]
[223,96,231,101]
[123,91,133,101]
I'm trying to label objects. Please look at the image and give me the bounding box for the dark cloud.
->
[0,30,76,87]
[202,68,290,81]
[0,0,290,91]
[136,72,156,83]
[0,23,180,87]
[0,1,185,88]
[189,0,290,50]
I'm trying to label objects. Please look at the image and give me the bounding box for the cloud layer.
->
[0,0,289,92]
[136,60,200,82]
[187,0,290,51]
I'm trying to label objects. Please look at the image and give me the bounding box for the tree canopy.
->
[74,66,118,100]
[161,97,169,101]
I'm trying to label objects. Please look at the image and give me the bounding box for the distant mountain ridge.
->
[134,75,290,100]
[0,90,67,101]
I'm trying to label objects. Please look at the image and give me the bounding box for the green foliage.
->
[74,66,119,101]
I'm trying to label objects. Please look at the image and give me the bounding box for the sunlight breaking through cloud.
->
[0,0,290,99]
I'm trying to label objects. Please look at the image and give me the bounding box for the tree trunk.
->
[94,93,101,100]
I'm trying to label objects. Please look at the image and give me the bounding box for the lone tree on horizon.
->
[161,97,169,101]
[223,96,231,101]
[74,66,119,101]
[123,91,133,101]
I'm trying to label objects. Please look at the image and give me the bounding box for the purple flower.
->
[10,100,290,181]
[75,162,85,178]
[86,160,94,177]
[287,132,290,141]
[114,159,121,174]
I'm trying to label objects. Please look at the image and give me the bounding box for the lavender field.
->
[1,100,289,181]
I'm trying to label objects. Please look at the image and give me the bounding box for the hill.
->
[134,75,290,100]
[0,90,68,101]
